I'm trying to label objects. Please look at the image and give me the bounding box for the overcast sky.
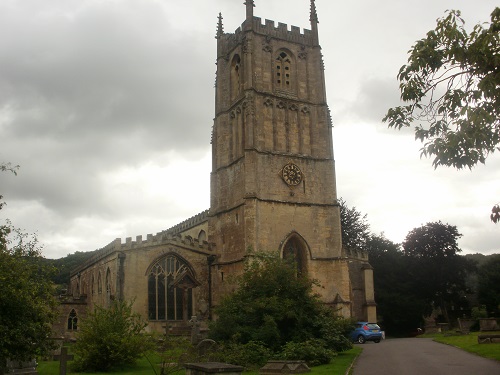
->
[1,0,498,259]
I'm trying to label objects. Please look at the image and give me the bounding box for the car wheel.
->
[374,339,381,343]
[357,335,366,344]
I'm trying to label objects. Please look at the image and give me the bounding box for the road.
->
[351,338,500,375]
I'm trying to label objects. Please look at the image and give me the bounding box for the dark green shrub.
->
[277,339,335,367]
[72,300,153,372]
[215,341,272,369]
[209,253,352,352]
[316,315,354,353]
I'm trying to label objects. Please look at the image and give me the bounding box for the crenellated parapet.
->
[70,210,213,277]
[344,247,369,261]
[163,209,210,235]
[219,17,314,58]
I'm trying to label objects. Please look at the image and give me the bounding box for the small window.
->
[67,309,78,330]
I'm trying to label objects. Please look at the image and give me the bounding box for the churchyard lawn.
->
[36,347,363,375]
[420,331,500,361]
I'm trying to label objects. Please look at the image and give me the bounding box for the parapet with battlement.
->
[219,16,315,57]
[70,210,213,276]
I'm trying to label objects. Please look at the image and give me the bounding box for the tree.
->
[402,221,475,323]
[0,222,58,371]
[491,204,500,223]
[1,164,58,372]
[383,8,500,170]
[477,254,500,316]
[366,234,429,335]
[209,253,352,366]
[0,163,18,211]
[72,299,153,372]
[339,198,370,253]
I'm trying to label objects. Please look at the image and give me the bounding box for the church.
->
[55,0,376,338]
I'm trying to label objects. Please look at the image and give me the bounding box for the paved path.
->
[351,338,500,375]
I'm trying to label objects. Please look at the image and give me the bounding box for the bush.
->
[72,300,153,372]
[209,253,352,351]
[277,339,335,367]
[471,305,488,319]
[317,315,354,353]
[214,341,272,369]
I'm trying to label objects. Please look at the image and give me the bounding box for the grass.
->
[37,355,169,375]
[419,331,500,362]
[37,346,362,375]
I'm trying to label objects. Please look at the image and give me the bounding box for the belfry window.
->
[147,254,194,321]
[231,54,241,101]
[67,309,78,330]
[275,51,292,90]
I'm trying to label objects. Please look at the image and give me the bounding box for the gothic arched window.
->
[106,268,111,294]
[147,254,194,321]
[275,51,293,90]
[231,54,241,101]
[282,235,308,275]
[198,230,207,243]
[97,272,102,294]
[67,309,78,330]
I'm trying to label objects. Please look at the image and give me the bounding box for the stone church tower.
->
[60,1,376,340]
[208,0,374,320]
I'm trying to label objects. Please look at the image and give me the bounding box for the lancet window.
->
[282,235,307,275]
[231,54,242,101]
[97,272,102,294]
[67,309,78,330]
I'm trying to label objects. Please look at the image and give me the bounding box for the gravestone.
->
[189,315,201,344]
[479,318,499,331]
[6,359,38,375]
[457,318,475,334]
[53,347,74,375]
[185,362,244,375]
[259,360,310,374]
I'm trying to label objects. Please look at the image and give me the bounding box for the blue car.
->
[350,322,383,344]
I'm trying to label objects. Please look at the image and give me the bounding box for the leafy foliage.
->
[402,222,476,323]
[383,8,500,169]
[152,335,198,375]
[214,341,272,369]
[339,198,370,253]
[477,254,500,316]
[366,234,429,334]
[0,221,58,368]
[209,253,352,366]
[278,339,335,367]
[0,163,19,212]
[491,204,500,223]
[49,250,99,285]
[72,299,152,372]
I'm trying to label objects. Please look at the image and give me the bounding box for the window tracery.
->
[67,309,78,330]
[275,51,293,90]
[147,254,194,321]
